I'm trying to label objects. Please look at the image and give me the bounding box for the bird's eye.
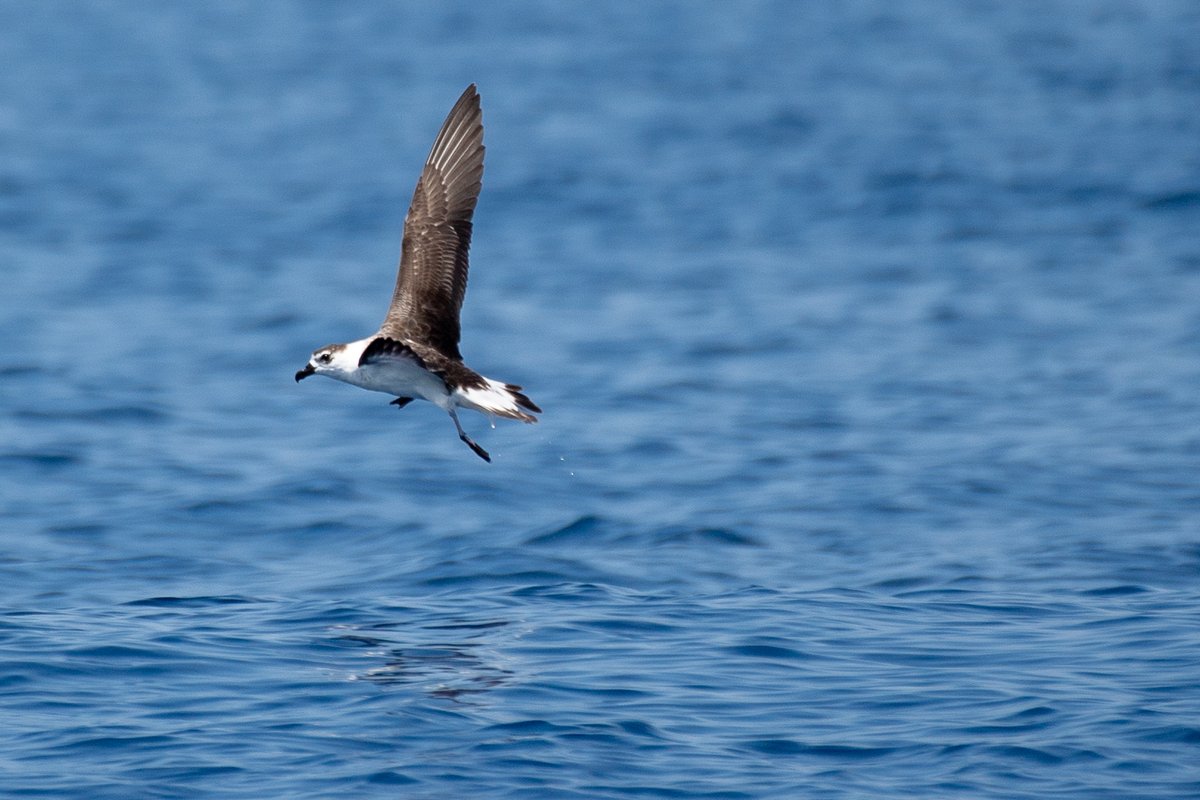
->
[318,352,332,364]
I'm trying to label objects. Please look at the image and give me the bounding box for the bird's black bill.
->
[295,364,315,382]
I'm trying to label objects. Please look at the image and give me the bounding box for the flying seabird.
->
[295,84,540,462]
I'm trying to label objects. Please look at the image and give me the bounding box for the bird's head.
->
[295,344,354,382]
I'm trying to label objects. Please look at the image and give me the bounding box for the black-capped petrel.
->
[295,85,541,462]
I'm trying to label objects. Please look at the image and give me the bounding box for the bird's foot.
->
[459,432,491,462]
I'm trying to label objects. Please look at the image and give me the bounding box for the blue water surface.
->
[2,2,1200,798]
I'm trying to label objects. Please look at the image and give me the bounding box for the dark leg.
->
[390,397,414,408]
[449,408,490,462]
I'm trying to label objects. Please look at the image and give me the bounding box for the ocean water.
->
[2,2,1200,797]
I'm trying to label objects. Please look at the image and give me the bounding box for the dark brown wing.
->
[378,84,484,359]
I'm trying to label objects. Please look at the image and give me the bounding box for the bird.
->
[295,84,540,462]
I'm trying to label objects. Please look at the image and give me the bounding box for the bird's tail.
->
[455,378,541,423]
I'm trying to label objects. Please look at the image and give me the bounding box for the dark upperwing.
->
[378,84,484,360]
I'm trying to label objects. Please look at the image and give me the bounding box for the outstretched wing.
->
[379,84,484,359]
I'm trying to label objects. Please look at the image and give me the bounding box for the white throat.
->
[331,337,374,372]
